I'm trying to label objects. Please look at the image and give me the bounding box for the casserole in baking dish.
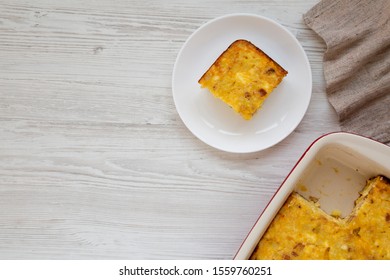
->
[235,132,390,260]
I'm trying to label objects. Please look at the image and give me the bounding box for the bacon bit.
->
[266,68,275,74]
[386,213,390,222]
[352,227,361,236]
[294,243,305,251]
[312,225,321,233]
[257,89,267,96]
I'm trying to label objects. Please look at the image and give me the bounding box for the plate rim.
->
[172,13,312,153]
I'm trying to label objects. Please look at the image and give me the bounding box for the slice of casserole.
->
[250,175,390,260]
[198,40,287,120]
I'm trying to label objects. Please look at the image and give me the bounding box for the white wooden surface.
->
[0,0,340,259]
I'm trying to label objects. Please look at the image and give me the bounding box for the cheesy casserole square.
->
[198,40,287,120]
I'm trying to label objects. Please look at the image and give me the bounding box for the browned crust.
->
[198,39,288,84]
[377,175,390,185]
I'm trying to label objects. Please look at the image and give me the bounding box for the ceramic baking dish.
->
[234,132,390,260]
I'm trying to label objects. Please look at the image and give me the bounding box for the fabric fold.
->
[303,0,390,144]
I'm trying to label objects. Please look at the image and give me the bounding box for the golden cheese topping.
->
[251,176,390,260]
[198,40,287,120]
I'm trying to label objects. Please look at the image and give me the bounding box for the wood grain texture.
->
[0,0,340,259]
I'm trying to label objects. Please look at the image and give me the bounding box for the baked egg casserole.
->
[198,39,287,120]
[251,175,390,260]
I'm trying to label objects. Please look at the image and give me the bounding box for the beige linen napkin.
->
[303,0,390,144]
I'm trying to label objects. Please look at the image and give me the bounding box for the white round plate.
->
[172,13,312,153]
